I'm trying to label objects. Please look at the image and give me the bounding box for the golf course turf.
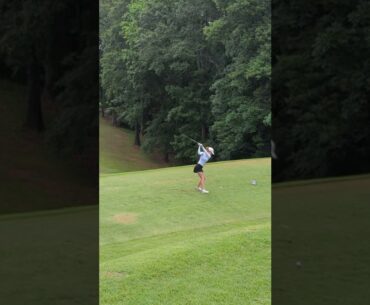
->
[273,174,370,305]
[0,206,98,305]
[100,158,271,305]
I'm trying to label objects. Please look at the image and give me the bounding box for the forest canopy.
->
[0,0,98,160]
[272,0,370,181]
[100,0,271,163]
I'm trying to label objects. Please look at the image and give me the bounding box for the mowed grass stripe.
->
[101,226,270,305]
[101,221,270,264]
[100,158,271,305]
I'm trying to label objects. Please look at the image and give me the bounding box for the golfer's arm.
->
[198,145,202,155]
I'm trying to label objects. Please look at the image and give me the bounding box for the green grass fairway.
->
[99,117,168,173]
[0,207,98,305]
[273,175,370,305]
[100,158,271,305]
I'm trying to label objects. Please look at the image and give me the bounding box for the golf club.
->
[184,135,201,145]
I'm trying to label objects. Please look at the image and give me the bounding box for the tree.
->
[272,0,370,181]
[205,0,271,159]
[100,0,271,163]
[0,1,72,131]
[0,0,99,163]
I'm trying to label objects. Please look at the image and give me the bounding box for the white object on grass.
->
[251,180,257,186]
[201,189,209,193]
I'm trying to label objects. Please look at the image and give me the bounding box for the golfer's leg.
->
[199,172,204,189]
[198,172,203,188]
[202,174,206,189]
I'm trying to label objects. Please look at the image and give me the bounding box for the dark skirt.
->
[193,164,203,173]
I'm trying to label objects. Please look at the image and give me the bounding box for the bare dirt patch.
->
[103,271,126,278]
[113,213,137,224]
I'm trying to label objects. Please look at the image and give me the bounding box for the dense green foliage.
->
[272,0,370,181]
[100,158,271,305]
[100,0,271,163]
[0,0,98,159]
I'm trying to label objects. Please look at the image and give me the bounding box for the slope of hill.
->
[100,158,271,305]
[0,79,96,214]
[99,117,168,174]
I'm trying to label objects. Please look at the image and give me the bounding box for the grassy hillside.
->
[99,117,168,173]
[100,158,271,305]
[273,174,370,305]
[0,79,96,213]
[0,206,98,305]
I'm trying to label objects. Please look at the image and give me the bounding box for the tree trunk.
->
[42,62,54,104]
[25,55,44,131]
[140,113,145,138]
[42,31,56,104]
[164,151,169,163]
[134,120,141,146]
[112,112,117,125]
[140,97,145,138]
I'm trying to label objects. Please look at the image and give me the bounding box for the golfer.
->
[193,143,214,193]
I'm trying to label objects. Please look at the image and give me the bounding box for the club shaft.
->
[185,135,199,144]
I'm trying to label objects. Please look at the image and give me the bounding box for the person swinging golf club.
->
[193,142,214,193]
